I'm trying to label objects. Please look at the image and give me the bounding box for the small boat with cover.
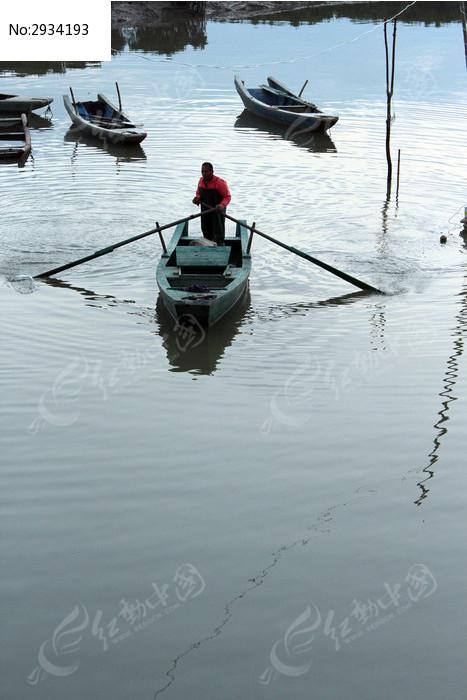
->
[156,219,251,326]
[0,114,31,162]
[234,75,338,133]
[63,86,146,144]
[0,93,53,114]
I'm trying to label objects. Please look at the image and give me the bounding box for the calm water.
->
[1,6,466,699]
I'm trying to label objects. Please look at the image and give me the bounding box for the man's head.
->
[201,162,214,181]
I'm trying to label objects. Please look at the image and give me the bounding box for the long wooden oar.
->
[34,207,217,279]
[223,212,383,294]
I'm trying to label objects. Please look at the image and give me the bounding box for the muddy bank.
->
[111,1,324,28]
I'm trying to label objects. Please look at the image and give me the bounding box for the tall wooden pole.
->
[461,2,467,68]
[384,18,397,199]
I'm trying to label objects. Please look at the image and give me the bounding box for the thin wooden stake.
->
[396,149,401,200]
[462,2,467,68]
[116,82,122,112]
[70,87,77,114]
[247,222,255,253]
[384,18,397,199]
[156,221,167,253]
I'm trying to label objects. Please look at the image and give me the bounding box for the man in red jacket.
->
[192,162,231,244]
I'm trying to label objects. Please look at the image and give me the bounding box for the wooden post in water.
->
[247,222,255,253]
[116,82,122,112]
[396,149,401,200]
[156,221,167,254]
[462,2,467,68]
[384,18,397,199]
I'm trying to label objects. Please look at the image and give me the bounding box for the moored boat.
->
[0,114,31,162]
[156,219,251,326]
[234,75,338,134]
[0,93,53,114]
[63,90,146,144]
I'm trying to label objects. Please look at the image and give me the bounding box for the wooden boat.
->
[0,93,53,113]
[0,114,31,162]
[156,219,251,326]
[63,91,146,144]
[234,75,338,133]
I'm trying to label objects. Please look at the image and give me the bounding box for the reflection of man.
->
[192,162,231,244]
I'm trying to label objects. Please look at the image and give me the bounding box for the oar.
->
[223,212,383,294]
[34,207,218,279]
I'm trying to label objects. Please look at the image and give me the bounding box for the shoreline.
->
[111,1,327,28]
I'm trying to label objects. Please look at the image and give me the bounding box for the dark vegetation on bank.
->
[111,1,462,28]
[0,2,461,76]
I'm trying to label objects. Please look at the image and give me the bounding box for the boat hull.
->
[160,280,249,327]
[156,220,252,327]
[0,94,53,114]
[0,113,31,162]
[63,94,146,144]
[234,75,338,133]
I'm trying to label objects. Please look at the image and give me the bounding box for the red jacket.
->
[196,175,231,208]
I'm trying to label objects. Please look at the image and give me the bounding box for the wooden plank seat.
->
[270,105,318,112]
[175,246,231,268]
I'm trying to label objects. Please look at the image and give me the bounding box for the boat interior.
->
[164,235,244,290]
[0,117,25,140]
[75,100,133,128]
[251,85,320,113]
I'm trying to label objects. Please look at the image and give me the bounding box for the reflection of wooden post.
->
[384,19,397,199]
[462,2,467,67]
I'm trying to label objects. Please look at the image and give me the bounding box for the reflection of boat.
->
[234,75,338,134]
[234,109,336,152]
[63,89,146,144]
[0,114,31,162]
[0,92,53,113]
[64,126,146,161]
[156,219,251,327]
[156,291,251,374]
[28,112,53,130]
